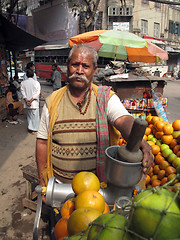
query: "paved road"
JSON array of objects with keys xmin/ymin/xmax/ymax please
[{"xmin": 163, "ymin": 79, "xmax": 180, "ymax": 123}]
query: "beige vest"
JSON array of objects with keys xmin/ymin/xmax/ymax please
[{"xmin": 52, "ymin": 88, "xmax": 97, "ymax": 183}]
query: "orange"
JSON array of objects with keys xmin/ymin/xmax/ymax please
[
  {"xmin": 67, "ymin": 207, "xmax": 102, "ymax": 236},
  {"xmin": 103, "ymin": 202, "xmax": 110, "ymax": 214},
  {"xmin": 170, "ymin": 139, "xmax": 178, "ymax": 149},
  {"xmin": 165, "ymin": 166, "xmax": 176, "ymax": 176},
  {"xmin": 61, "ymin": 198, "xmax": 75, "ymax": 219},
  {"xmin": 173, "ymin": 145, "xmax": 180, "ymax": 154},
  {"xmin": 152, "ymin": 145, "xmax": 160, "ymax": 155},
  {"xmin": 161, "ymin": 134, "xmax": 173, "ymax": 145},
  {"xmin": 145, "ymin": 174, "xmax": 151, "ymax": 185},
  {"xmin": 154, "ymin": 121, "xmax": 165, "ymax": 132},
  {"xmin": 154, "ymin": 154, "xmax": 165, "ymax": 165},
  {"xmin": 75, "ymin": 190, "xmax": 105, "ymax": 213},
  {"xmin": 155, "ymin": 131, "xmax": 164, "ymax": 139},
  {"xmin": 159, "ymin": 160, "xmax": 170, "ymax": 170},
  {"xmin": 54, "ymin": 217, "xmax": 68, "ymax": 240},
  {"xmin": 145, "ymin": 114, "xmax": 152, "ymax": 124},
  {"xmin": 143, "ymin": 135, "xmax": 148, "ymax": 141},
  {"xmin": 172, "ymin": 120, "xmax": 180, "ymax": 131},
  {"xmin": 167, "ymin": 173, "xmax": 177, "ymax": 182},
  {"xmin": 151, "ymin": 116, "xmax": 159, "ymax": 124},
  {"xmin": 145, "ymin": 127, "xmax": 151, "ymax": 135},
  {"xmin": 163, "ymin": 124, "xmax": 174, "ymax": 135},
  {"xmin": 173, "ymin": 182, "xmax": 180, "ymax": 192},
  {"xmin": 161, "ymin": 177, "xmax": 168, "ymax": 186},
  {"xmin": 152, "ymin": 128, "xmax": 157, "ymax": 136},
  {"xmin": 148, "ymin": 124, "xmax": 154, "ymax": 130},
  {"xmin": 152, "ymin": 179, "xmax": 161, "ymax": 187},
  {"xmin": 72, "ymin": 171, "xmax": 100, "ymax": 195},
  {"xmin": 153, "ymin": 165, "xmax": 160, "ymax": 175},
  {"xmin": 151, "ymin": 175, "xmax": 158, "ymax": 183},
  {"xmin": 158, "ymin": 169, "xmax": 166, "ymax": 180},
  {"xmin": 176, "ymin": 151, "xmax": 180, "ymax": 157},
  {"xmin": 147, "ymin": 140, "xmax": 155, "ymax": 147},
  {"xmin": 147, "ymin": 167, "xmax": 153, "ymax": 176}
]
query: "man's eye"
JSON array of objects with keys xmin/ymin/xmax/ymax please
[{"xmin": 83, "ymin": 64, "xmax": 89, "ymax": 68}]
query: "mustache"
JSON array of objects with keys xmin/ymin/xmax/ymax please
[{"xmin": 69, "ymin": 74, "xmax": 89, "ymax": 83}]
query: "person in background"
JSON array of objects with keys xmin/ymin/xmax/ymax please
[
  {"xmin": 51, "ymin": 63, "xmax": 62, "ymax": 91},
  {"xmin": 12, "ymin": 76, "xmax": 23, "ymax": 100},
  {"xmin": 36, "ymin": 44, "xmax": 153, "ymax": 187},
  {"xmin": 6, "ymin": 83, "xmax": 23, "ymax": 123},
  {"xmin": 21, "ymin": 69, "xmax": 41, "ymax": 134},
  {"xmin": 23, "ymin": 62, "xmax": 37, "ymax": 81},
  {"xmin": 23, "ymin": 61, "xmax": 44, "ymax": 98}
]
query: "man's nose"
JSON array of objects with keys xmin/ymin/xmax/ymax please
[{"xmin": 76, "ymin": 64, "xmax": 84, "ymax": 74}]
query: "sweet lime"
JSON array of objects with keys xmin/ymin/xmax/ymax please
[
  {"xmin": 87, "ymin": 213, "xmax": 131, "ymax": 240},
  {"xmin": 129, "ymin": 188, "xmax": 180, "ymax": 239}
]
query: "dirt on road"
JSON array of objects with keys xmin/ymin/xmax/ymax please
[{"xmin": 0, "ymin": 81, "xmax": 52, "ymax": 240}]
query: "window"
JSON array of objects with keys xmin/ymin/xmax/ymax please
[
  {"xmin": 175, "ymin": 23, "xmax": 179, "ymax": 35},
  {"xmin": 155, "ymin": 2, "xmax": 161, "ymax": 8},
  {"xmin": 142, "ymin": 0, "xmax": 149, "ymax": 4},
  {"xmin": 154, "ymin": 23, "xmax": 160, "ymax": 38},
  {"xmin": 141, "ymin": 19, "xmax": 148, "ymax": 35}
]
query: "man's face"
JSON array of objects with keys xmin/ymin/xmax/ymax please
[
  {"xmin": 30, "ymin": 65, "xmax": 35, "ymax": 71},
  {"xmin": 67, "ymin": 48, "xmax": 97, "ymax": 90}
]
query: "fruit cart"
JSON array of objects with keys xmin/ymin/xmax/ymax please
[{"xmin": 102, "ymin": 74, "xmax": 168, "ymax": 119}]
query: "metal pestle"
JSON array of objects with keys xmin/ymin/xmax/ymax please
[{"xmin": 116, "ymin": 118, "xmax": 148, "ymax": 163}]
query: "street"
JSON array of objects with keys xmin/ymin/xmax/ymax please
[
  {"xmin": 0, "ymin": 78, "xmax": 180, "ymax": 240},
  {"xmin": 163, "ymin": 79, "xmax": 180, "ymax": 123}
]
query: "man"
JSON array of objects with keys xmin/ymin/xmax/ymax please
[
  {"xmin": 51, "ymin": 63, "xmax": 62, "ymax": 91},
  {"xmin": 23, "ymin": 62, "xmax": 37, "ymax": 81},
  {"xmin": 36, "ymin": 44, "xmax": 153, "ymax": 186},
  {"xmin": 21, "ymin": 69, "xmax": 41, "ymax": 134}
]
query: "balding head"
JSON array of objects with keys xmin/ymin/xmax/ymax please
[{"xmin": 68, "ymin": 44, "xmax": 98, "ymax": 68}]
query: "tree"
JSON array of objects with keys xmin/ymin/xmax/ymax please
[{"xmin": 70, "ymin": 0, "xmax": 101, "ymax": 32}]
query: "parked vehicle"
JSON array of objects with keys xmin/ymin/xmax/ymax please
[{"xmin": 7, "ymin": 67, "xmax": 25, "ymax": 82}]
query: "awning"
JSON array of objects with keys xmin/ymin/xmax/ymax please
[{"xmin": 0, "ymin": 14, "xmax": 46, "ymax": 51}]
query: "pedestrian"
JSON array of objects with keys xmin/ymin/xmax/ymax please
[
  {"xmin": 36, "ymin": 44, "xmax": 153, "ymax": 186},
  {"xmin": 23, "ymin": 62, "xmax": 37, "ymax": 81},
  {"xmin": 51, "ymin": 63, "xmax": 62, "ymax": 91},
  {"xmin": 5, "ymin": 83, "xmax": 23, "ymax": 123},
  {"xmin": 21, "ymin": 69, "xmax": 41, "ymax": 134}
]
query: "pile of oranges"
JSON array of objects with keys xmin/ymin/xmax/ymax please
[
  {"xmin": 54, "ymin": 172, "xmax": 109, "ymax": 240},
  {"xmin": 143, "ymin": 116, "xmax": 180, "ymax": 189}
]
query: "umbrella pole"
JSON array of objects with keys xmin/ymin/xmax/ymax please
[{"xmin": 114, "ymin": 46, "xmax": 118, "ymax": 61}]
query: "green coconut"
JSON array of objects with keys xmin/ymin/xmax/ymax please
[
  {"xmin": 87, "ymin": 213, "xmax": 132, "ymax": 240},
  {"xmin": 129, "ymin": 188, "xmax": 180, "ymax": 240}
]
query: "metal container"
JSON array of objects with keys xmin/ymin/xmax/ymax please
[{"xmin": 105, "ymin": 146, "xmax": 143, "ymax": 188}]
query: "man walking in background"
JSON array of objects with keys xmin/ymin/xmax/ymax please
[
  {"xmin": 21, "ymin": 69, "xmax": 41, "ymax": 134},
  {"xmin": 51, "ymin": 63, "xmax": 62, "ymax": 91}
]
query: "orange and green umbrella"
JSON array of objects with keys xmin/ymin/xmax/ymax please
[{"xmin": 69, "ymin": 30, "xmax": 168, "ymax": 63}]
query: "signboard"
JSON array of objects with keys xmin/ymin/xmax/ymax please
[{"xmin": 113, "ymin": 22, "xmax": 129, "ymax": 31}]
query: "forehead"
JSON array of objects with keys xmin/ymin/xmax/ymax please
[{"xmin": 70, "ymin": 48, "xmax": 94, "ymax": 64}]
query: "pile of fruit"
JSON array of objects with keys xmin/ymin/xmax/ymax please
[
  {"xmin": 119, "ymin": 117, "xmax": 180, "ymax": 189},
  {"xmin": 54, "ymin": 172, "xmax": 110, "ymax": 240},
  {"xmin": 143, "ymin": 117, "xmax": 180, "ymax": 189},
  {"xmin": 54, "ymin": 171, "xmax": 180, "ymax": 240}
]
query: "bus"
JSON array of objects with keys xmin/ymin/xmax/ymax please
[
  {"xmin": 34, "ymin": 44, "xmax": 70, "ymax": 85},
  {"xmin": 34, "ymin": 44, "xmax": 113, "ymax": 84}
]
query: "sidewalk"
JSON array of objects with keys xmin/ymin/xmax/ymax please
[{"xmin": 0, "ymin": 80, "xmax": 52, "ymax": 240}]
